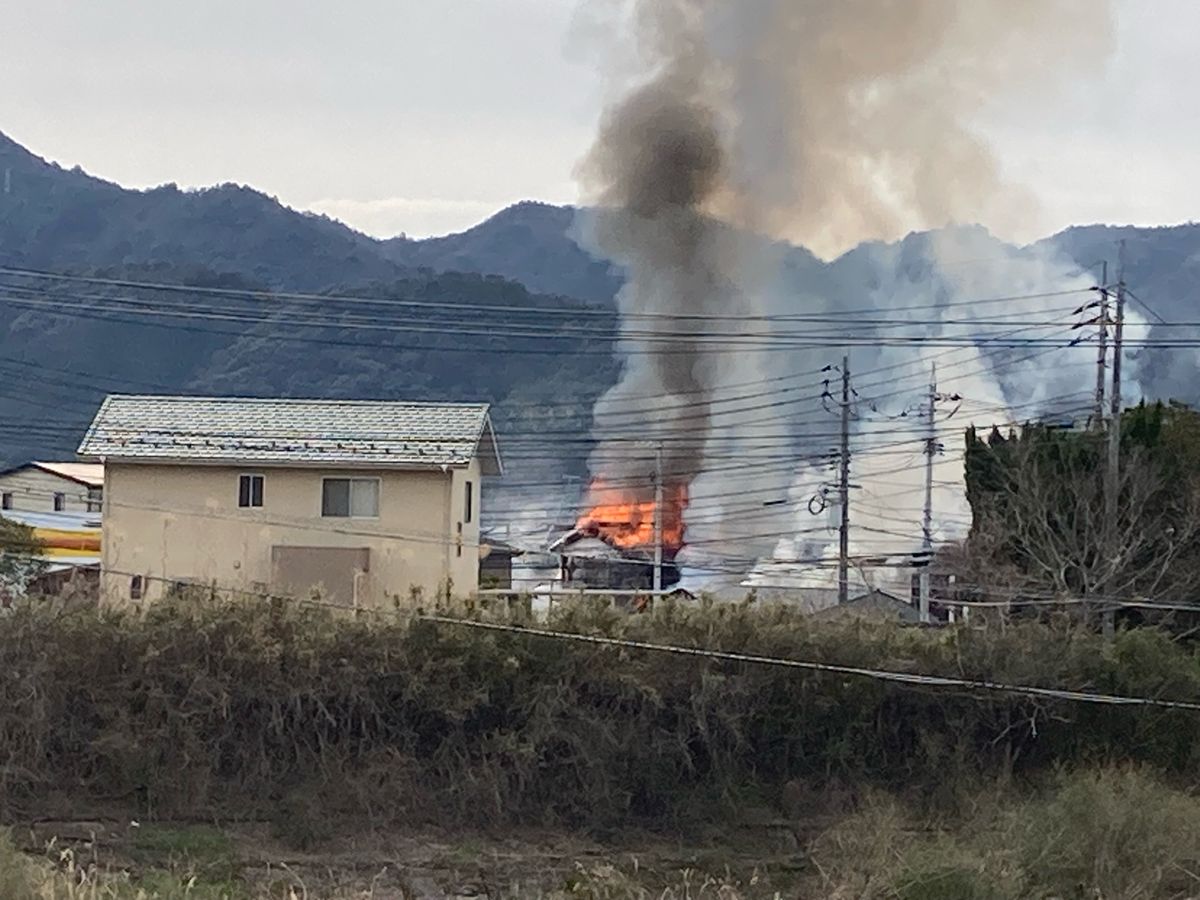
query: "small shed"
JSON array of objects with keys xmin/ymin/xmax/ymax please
[
  {"xmin": 27, "ymin": 558, "xmax": 101, "ymax": 601},
  {"xmin": 479, "ymin": 537, "xmax": 524, "ymax": 590}
]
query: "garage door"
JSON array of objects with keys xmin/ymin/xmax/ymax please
[{"xmin": 270, "ymin": 546, "xmax": 370, "ymax": 606}]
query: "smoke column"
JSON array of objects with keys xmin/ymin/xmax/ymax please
[
  {"xmin": 574, "ymin": 0, "xmax": 1115, "ymax": 581},
  {"xmin": 578, "ymin": 83, "xmax": 737, "ymax": 496}
]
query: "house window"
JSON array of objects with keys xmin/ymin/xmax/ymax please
[
  {"xmin": 86, "ymin": 488, "xmax": 102, "ymax": 513},
  {"xmin": 130, "ymin": 575, "xmax": 144, "ymax": 601},
  {"xmin": 464, "ymin": 481, "xmax": 473, "ymax": 524},
  {"xmin": 238, "ymin": 474, "xmax": 264, "ymax": 508},
  {"xmin": 53, "ymin": 492, "xmax": 65, "ymax": 512},
  {"xmin": 322, "ymin": 477, "xmax": 379, "ymax": 518},
  {"xmin": 0, "ymin": 492, "xmax": 11, "ymax": 511}
]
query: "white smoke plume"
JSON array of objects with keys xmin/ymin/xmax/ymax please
[{"xmin": 574, "ymin": 0, "xmax": 1117, "ymax": 590}]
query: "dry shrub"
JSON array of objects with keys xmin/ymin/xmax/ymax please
[{"xmin": 0, "ymin": 595, "xmax": 1199, "ymax": 835}]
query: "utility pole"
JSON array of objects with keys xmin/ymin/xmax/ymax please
[
  {"xmin": 652, "ymin": 441, "xmax": 663, "ymax": 594},
  {"xmin": 1094, "ymin": 261, "xmax": 1109, "ymax": 429},
  {"xmin": 838, "ymin": 355, "xmax": 851, "ymax": 604},
  {"xmin": 919, "ymin": 363, "xmax": 937, "ymax": 624},
  {"xmin": 1103, "ymin": 243, "xmax": 1127, "ymax": 639}
]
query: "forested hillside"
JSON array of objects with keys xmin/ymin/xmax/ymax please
[
  {"xmin": 2, "ymin": 129, "xmax": 1199, "ymax": 475},
  {"xmin": 0, "ymin": 263, "xmax": 614, "ymax": 471},
  {"xmin": 0, "ymin": 133, "xmax": 615, "ymax": 470}
]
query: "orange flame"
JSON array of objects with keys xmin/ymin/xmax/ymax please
[{"xmin": 577, "ymin": 479, "xmax": 688, "ymax": 552}]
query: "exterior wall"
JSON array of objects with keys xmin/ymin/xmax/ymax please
[
  {"xmin": 100, "ymin": 461, "xmax": 482, "ymax": 606},
  {"xmin": 0, "ymin": 467, "xmax": 100, "ymax": 514},
  {"xmin": 448, "ymin": 457, "xmax": 482, "ymax": 598}
]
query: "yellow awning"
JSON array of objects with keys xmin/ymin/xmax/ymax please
[{"xmin": 31, "ymin": 528, "xmax": 101, "ymax": 556}]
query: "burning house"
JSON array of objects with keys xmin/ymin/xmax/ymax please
[{"xmin": 549, "ymin": 480, "xmax": 686, "ymax": 591}]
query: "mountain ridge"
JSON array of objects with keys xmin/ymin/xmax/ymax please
[{"xmin": 7, "ymin": 129, "xmax": 1197, "ymax": 308}]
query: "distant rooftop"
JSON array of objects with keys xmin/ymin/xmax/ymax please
[
  {"xmin": 0, "ymin": 461, "xmax": 105, "ymax": 487},
  {"xmin": 77, "ymin": 395, "xmax": 502, "ymax": 474},
  {"xmin": 30, "ymin": 461, "xmax": 105, "ymax": 487}
]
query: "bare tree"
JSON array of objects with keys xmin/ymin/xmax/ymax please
[
  {"xmin": 0, "ymin": 516, "xmax": 45, "ymax": 606},
  {"xmin": 962, "ymin": 437, "xmax": 1200, "ymax": 617}
]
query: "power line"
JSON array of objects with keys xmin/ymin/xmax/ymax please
[
  {"xmin": 0, "ymin": 264, "xmax": 1098, "ymax": 324},
  {"xmin": 1122, "ymin": 287, "xmax": 1170, "ymax": 326},
  {"xmin": 22, "ymin": 552, "xmax": 1197, "ymax": 711},
  {"xmin": 416, "ymin": 616, "xmax": 1200, "ymax": 711},
  {"xmin": 0, "ymin": 288, "xmax": 1124, "ymax": 352}
]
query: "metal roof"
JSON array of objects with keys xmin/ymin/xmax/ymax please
[
  {"xmin": 0, "ymin": 509, "xmax": 102, "ymax": 530},
  {"xmin": 43, "ymin": 558, "xmax": 102, "ymax": 573},
  {"xmin": 77, "ymin": 395, "xmax": 502, "ymax": 474}
]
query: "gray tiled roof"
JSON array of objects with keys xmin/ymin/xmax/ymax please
[{"xmin": 77, "ymin": 395, "xmax": 501, "ymax": 473}]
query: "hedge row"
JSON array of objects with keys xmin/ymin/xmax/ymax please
[{"xmin": 1, "ymin": 596, "xmax": 1198, "ymax": 827}]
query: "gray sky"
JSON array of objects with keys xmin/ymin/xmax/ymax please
[{"xmin": 2, "ymin": 0, "xmax": 1197, "ymax": 245}]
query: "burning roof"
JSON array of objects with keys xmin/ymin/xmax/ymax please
[
  {"xmin": 548, "ymin": 479, "xmax": 687, "ymax": 592},
  {"xmin": 570, "ymin": 479, "xmax": 688, "ymax": 557}
]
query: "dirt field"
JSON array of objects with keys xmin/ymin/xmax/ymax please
[{"xmin": 9, "ymin": 817, "xmax": 811, "ymax": 898}]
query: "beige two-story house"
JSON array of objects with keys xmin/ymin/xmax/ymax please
[{"xmin": 77, "ymin": 395, "xmax": 501, "ymax": 605}]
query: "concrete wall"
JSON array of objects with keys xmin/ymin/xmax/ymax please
[
  {"xmin": 0, "ymin": 467, "xmax": 100, "ymax": 514},
  {"xmin": 100, "ymin": 459, "xmax": 483, "ymax": 606}
]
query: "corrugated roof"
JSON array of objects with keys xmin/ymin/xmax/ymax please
[
  {"xmin": 77, "ymin": 395, "xmax": 502, "ymax": 473},
  {"xmin": 1, "ymin": 509, "xmax": 102, "ymax": 530},
  {"xmin": 42, "ymin": 559, "xmax": 102, "ymax": 574},
  {"xmin": 31, "ymin": 462, "xmax": 105, "ymax": 487}
]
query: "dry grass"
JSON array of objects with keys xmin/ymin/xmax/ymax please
[
  {"xmin": 547, "ymin": 863, "xmax": 753, "ymax": 899},
  {"xmin": 5, "ymin": 767, "xmax": 1200, "ymax": 898},
  {"xmin": 0, "ymin": 821, "xmax": 284, "ymax": 900},
  {"xmin": 0, "ymin": 827, "xmax": 215, "ymax": 899},
  {"xmin": 809, "ymin": 767, "xmax": 1200, "ymax": 900}
]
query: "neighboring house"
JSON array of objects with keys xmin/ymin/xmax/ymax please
[
  {"xmin": 77, "ymin": 395, "xmax": 501, "ymax": 606},
  {"xmin": 0, "ymin": 461, "xmax": 104, "ymax": 514},
  {"xmin": 811, "ymin": 588, "xmax": 923, "ymax": 625}
]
